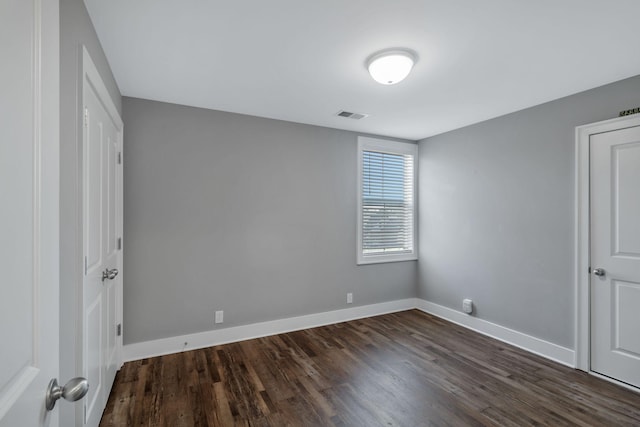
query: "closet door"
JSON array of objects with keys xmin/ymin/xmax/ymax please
[
  {"xmin": 590, "ymin": 124, "xmax": 640, "ymax": 389},
  {"xmin": 82, "ymin": 48, "xmax": 123, "ymax": 427}
]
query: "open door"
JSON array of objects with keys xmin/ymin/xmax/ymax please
[
  {"xmin": 0, "ymin": 0, "xmax": 79, "ymax": 425},
  {"xmin": 81, "ymin": 48, "xmax": 124, "ymax": 427}
]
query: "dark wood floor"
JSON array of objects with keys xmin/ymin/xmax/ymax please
[{"xmin": 100, "ymin": 310, "xmax": 640, "ymax": 426}]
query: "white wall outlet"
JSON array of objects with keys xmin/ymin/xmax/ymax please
[
  {"xmin": 462, "ymin": 299, "xmax": 473, "ymax": 314},
  {"xmin": 347, "ymin": 292, "xmax": 353, "ymax": 304},
  {"xmin": 215, "ymin": 310, "xmax": 224, "ymax": 324}
]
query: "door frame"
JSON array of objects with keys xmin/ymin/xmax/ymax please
[{"xmin": 574, "ymin": 114, "xmax": 640, "ymax": 382}]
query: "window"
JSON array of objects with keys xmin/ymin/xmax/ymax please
[{"xmin": 357, "ymin": 137, "xmax": 417, "ymax": 264}]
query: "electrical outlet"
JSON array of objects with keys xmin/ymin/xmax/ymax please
[
  {"xmin": 347, "ymin": 293, "xmax": 353, "ymax": 304},
  {"xmin": 215, "ymin": 310, "xmax": 224, "ymax": 324},
  {"xmin": 462, "ymin": 299, "xmax": 473, "ymax": 314}
]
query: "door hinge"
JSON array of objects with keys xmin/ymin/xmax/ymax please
[
  {"xmin": 117, "ymin": 151, "xmax": 122, "ymax": 164},
  {"xmin": 84, "ymin": 107, "xmax": 88, "ymax": 128},
  {"xmin": 117, "ymin": 323, "xmax": 122, "ymax": 337},
  {"xmin": 117, "ymin": 237, "xmax": 122, "ymax": 250}
]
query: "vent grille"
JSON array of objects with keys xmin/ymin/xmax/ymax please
[{"xmin": 336, "ymin": 110, "xmax": 368, "ymax": 120}]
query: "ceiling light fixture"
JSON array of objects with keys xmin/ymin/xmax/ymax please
[{"xmin": 367, "ymin": 49, "xmax": 416, "ymax": 85}]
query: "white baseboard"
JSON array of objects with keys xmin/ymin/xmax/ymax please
[
  {"xmin": 414, "ymin": 299, "xmax": 575, "ymax": 367},
  {"xmin": 123, "ymin": 297, "xmax": 575, "ymax": 368},
  {"xmin": 123, "ymin": 298, "xmax": 417, "ymax": 362}
]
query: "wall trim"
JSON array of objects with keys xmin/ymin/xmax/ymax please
[
  {"xmin": 124, "ymin": 297, "xmax": 575, "ymax": 368},
  {"xmin": 415, "ymin": 300, "xmax": 575, "ymax": 367},
  {"xmin": 123, "ymin": 299, "xmax": 418, "ymax": 362}
]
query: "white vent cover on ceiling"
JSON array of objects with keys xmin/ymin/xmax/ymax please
[{"xmin": 336, "ymin": 110, "xmax": 368, "ymax": 120}]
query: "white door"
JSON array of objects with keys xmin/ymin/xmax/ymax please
[
  {"xmin": 82, "ymin": 49, "xmax": 123, "ymax": 427},
  {"xmin": 0, "ymin": 0, "xmax": 62, "ymax": 426},
  {"xmin": 590, "ymin": 124, "xmax": 640, "ymax": 388}
]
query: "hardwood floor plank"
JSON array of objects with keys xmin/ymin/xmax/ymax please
[{"xmin": 102, "ymin": 310, "xmax": 640, "ymax": 426}]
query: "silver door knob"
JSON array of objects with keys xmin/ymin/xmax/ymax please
[
  {"xmin": 102, "ymin": 268, "xmax": 119, "ymax": 281},
  {"xmin": 592, "ymin": 268, "xmax": 605, "ymax": 277},
  {"xmin": 45, "ymin": 377, "xmax": 89, "ymax": 410},
  {"xmin": 107, "ymin": 268, "xmax": 118, "ymax": 280}
]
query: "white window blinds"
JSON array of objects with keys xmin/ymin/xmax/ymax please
[{"xmin": 357, "ymin": 138, "xmax": 417, "ymax": 264}]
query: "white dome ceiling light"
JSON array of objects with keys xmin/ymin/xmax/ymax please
[{"xmin": 367, "ymin": 49, "xmax": 416, "ymax": 85}]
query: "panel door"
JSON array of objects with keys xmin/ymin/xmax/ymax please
[
  {"xmin": 82, "ymin": 54, "xmax": 122, "ymax": 426},
  {"xmin": 590, "ymin": 125, "xmax": 640, "ymax": 388},
  {"xmin": 0, "ymin": 0, "xmax": 60, "ymax": 425}
]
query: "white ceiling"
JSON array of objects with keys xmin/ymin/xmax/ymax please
[{"xmin": 83, "ymin": 0, "xmax": 640, "ymax": 140}]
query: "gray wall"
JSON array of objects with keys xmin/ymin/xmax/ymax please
[
  {"xmin": 417, "ymin": 74, "xmax": 640, "ymax": 348},
  {"xmin": 59, "ymin": 0, "xmax": 121, "ymax": 425},
  {"xmin": 122, "ymin": 97, "xmax": 417, "ymax": 344}
]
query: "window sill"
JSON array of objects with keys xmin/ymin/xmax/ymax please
[{"xmin": 357, "ymin": 254, "xmax": 418, "ymax": 265}]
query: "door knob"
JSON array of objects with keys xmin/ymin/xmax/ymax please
[
  {"xmin": 107, "ymin": 268, "xmax": 118, "ymax": 280},
  {"xmin": 45, "ymin": 377, "xmax": 89, "ymax": 411},
  {"xmin": 102, "ymin": 268, "xmax": 119, "ymax": 281},
  {"xmin": 592, "ymin": 268, "xmax": 605, "ymax": 277}
]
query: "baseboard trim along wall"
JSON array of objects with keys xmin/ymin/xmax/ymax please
[
  {"xmin": 123, "ymin": 299, "xmax": 416, "ymax": 362},
  {"xmin": 123, "ymin": 298, "xmax": 575, "ymax": 368},
  {"xmin": 414, "ymin": 300, "xmax": 575, "ymax": 367}
]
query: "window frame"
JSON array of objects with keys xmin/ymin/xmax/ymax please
[{"xmin": 357, "ymin": 136, "xmax": 418, "ymax": 265}]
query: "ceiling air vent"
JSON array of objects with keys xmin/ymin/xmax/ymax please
[{"xmin": 336, "ymin": 110, "xmax": 368, "ymax": 120}]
